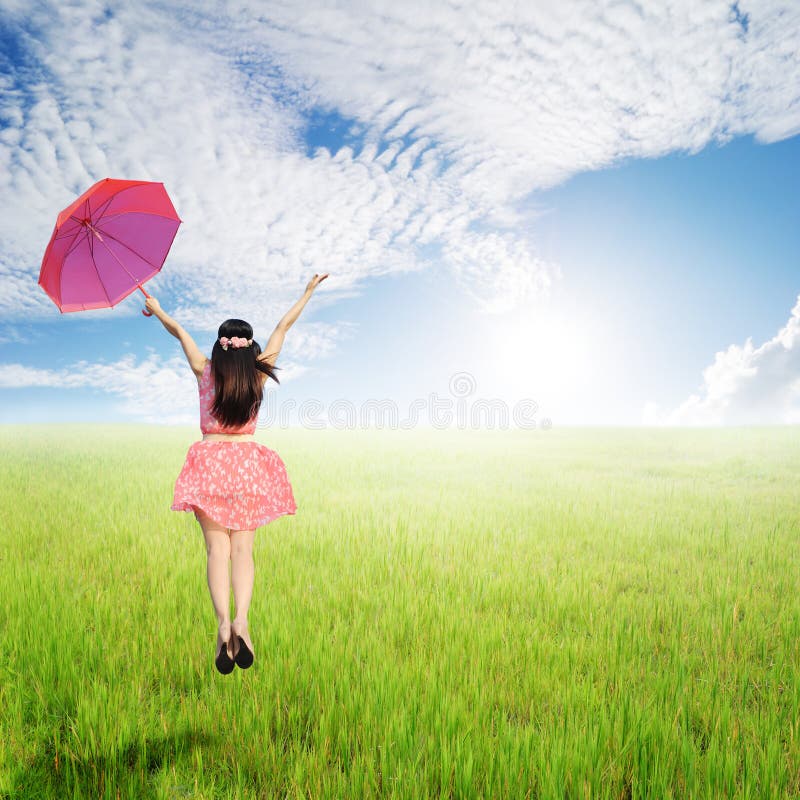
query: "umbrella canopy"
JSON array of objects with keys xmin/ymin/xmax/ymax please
[{"xmin": 38, "ymin": 178, "xmax": 181, "ymax": 314}]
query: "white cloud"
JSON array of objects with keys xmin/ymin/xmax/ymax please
[
  {"xmin": 0, "ymin": 350, "xmax": 309, "ymax": 424},
  {"xmin": 442, "ymin": 231, "xmax": 560, "ymax": 314},
  {"xmin": 278, "ymin": 320, "xmax": 359, "ymax": 361},
  {"xmin": 3, "ymin": 0, "xmax": 798, "ymax": 334},
  {"xmin": 0, "ymin": 352, "xmax": 196, "ymax": 422},
  {"xmin": 226, "ymin": 0, "xmax": 800, "ymax": 188},
  {"xmin": 0, "ymin": 1, "xmax": 474, "ymax": 329},
  {"xmin": 643, "ymin": 294, "xmax": 800, "ymax": 425}
]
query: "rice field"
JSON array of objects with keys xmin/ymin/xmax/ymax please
[{"xmin": 0, "ymin": 423, "xmax": 798, "ymax": 799}]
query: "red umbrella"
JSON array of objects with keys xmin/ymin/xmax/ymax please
[{"xmin": 38, "ymin": 178, "xmax": 181, "ymax": 316}]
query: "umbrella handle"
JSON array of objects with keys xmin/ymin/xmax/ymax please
[{"xmin": 137, "ymin": 284, "xmax": 153, "ymax": 317}]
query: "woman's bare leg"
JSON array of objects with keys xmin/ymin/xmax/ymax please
[
  {"xmin": 196, "ymin": 508, "xmax": 233, "ymax": 658},
  {"xmin": 230, "ymin": 529, "xmax": 256, "ymax": 654}
]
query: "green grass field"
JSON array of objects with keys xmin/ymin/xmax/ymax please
[{"xmin": 0, "ymin": 424, "xmax": 798, "ymax": 799}]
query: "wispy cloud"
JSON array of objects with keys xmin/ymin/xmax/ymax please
[
  {"xmin": 3, "ymin": 0, "xmax": 798, "ymax": 334},
  {"xmin": 443, "ymin": 231, "xmax": 560, "ymax": 314},
  {"xmin": 0, "ymin": 350, "xmax": 309, "ymax": 424},
  {"xmin": 643, "ymin": 294, "xmax": 800, "ymax": 425},
  {"xmin": 227, "ymin": 1, "xmax": 800, "ymax": 194},
  {"xmin": 277, "ymin": 320, "xmax": 359, "ymax": 362}
]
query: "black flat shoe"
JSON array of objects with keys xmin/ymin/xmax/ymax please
[
  {"xmin": 215, "ymin": 640, "xmax": 235, "ymax": 674},
  {"xmin": 234, "ymin": 636, "xmax": 254, "ymax": 670}
]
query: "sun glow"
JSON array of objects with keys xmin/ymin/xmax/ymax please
[{"xmin": 484, "ymin": 303, "xmax": 606, "ymax": 418}]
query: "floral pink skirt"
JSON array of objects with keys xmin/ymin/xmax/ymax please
[{"xmin": 171, "ymin": 440, "xmax": 297, "ymax": 530}]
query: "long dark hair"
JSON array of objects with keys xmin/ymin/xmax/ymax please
[{"xmin": 209, "ymin": 319, "xmax": 281, "ymax": 428}]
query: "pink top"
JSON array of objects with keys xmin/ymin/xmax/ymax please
[{"xmin": 198, "ymin": 360, "xmax": 258, "ymax": 434}]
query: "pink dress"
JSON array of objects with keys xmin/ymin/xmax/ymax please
[{"xmin": 170, "ymin": 360, "xmax": 297, "ymax": 530}]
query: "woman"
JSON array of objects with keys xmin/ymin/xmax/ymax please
[{"xmin": 145, "ymin": 273, "xmax": 328, "ymax": 674}]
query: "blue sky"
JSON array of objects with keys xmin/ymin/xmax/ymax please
[{"xmin": 1, "ymin": 2, "xmax": 799, "ymax": 427}]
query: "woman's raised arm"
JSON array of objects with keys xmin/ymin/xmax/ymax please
[
  {"xmin": 259, "ymin": 273, "xmax": 329, "ymax": 366},
  {"xmin": 145, "ymin": 295, "xmax": 207, "ymax": 375}
]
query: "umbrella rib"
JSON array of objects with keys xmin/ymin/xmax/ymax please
[
  {"xmin": 96, "ymin": 210, "xmax": 163, "ymax": 222},
  {"xmin": 93, "ymin": 183, "xmax": 146, "ymax": 222},
  {"xmin": 99, "ymin": 210, "xmax": 182, "ymax": 223},
  {"xmin": 92, "ymin": 226, "xmax": 161, "ymax": 270},
  {"xmin": 62, "ymin": 199, "xmax": 92, "ymax": 235},
  {"xmin": 94, "ymin": 182, "xmax": 178, "ymax": 225},
  {"xmin": 93, "ymin": 229, "xmax": 153, "ymax": 290},
  {"xmin": 87, "ymin": 232, "xmax": 114, "ymax": 307},
  {"xmin": 63, "ymin": 228, "xmax": 89, "ymax": 260},
  {"xmin": 92, "ymin": 194, "xmax": 116, "ymax": 220},
  {"xmin": 55, "ymin": 222, "xmax": 84, "ymax": 241},
  {"xmin": 54, "ymin": 223, "xmax": 85, "ymax": 258},
  {"xmin": 93, "ymin": 211, "xmax": 128, "ymax": 222}
]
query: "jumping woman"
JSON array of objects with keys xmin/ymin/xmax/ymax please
[{"xmin": 144, "ymin": 273, "xmax": 329, "ymax": 674}]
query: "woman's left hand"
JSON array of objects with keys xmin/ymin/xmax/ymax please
[
  {"xmin": 145, "ymin": 295, "xmax": 162, "ymax": 315},
  {"xmin": 305, "ymin": 273, "xmax": 329, "ymax": 294}
]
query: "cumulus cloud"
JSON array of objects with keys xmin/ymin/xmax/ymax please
[
  {"xmin": 0, "ymin": 350, "xmax": 308, "ymax": 424},
  {"xmin": 2, "ymin": 0, "xmax": 799, "ymax": 331},
  {"xmin": 643, "ymin": 295, "xmax": 800, "ymax": 425}
]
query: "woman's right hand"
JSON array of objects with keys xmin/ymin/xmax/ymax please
[
  {"xmin": 305, "ymin": 273, "xmax": 329, "ymax": 294},
  {"xmin": 145, "ymin": 295, "xmax": 162, "ymax": 315}
]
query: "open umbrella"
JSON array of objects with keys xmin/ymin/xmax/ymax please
[{"xmin": 38, "ymin": 178, "xmax": 181, "ymax": 316}]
